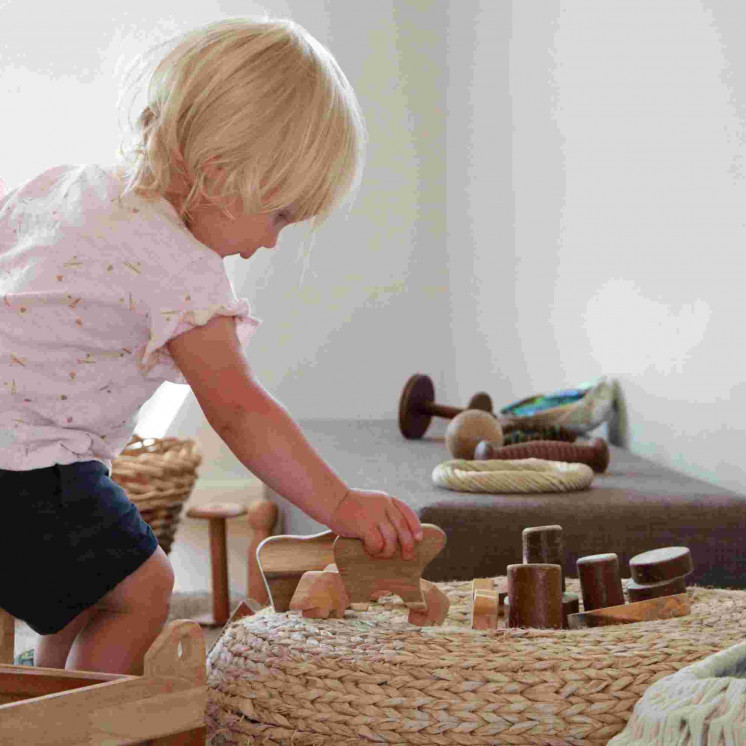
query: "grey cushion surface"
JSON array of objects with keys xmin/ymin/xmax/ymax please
[{"xmin": 292, "ymin": 419, "xmax": 746, "ymax": 588}]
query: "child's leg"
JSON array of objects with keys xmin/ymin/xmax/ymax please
[
  {"xmin": 66, "ymin": 546, "xmax": 174, "ymax": 675},
  {"xmin": 34, "ymin": 606, "xmax": 100, "ymax": 669}
]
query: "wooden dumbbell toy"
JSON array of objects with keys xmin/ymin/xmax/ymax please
[
  {"xmin": 399, "ymin": 373, "xmax": 494, "ymax": 439},
  {"xmin": 185, "ymin": 501, "xmax": 248, "ymax": 627},
  {"xmin": 576, "ymin": 553, "xmax": 626, "ymax": 612},
  {"xmin": 626, "ymin": 547, "xmax": 693, "ymax": 602},
  {"xmin": 476, "ymin": 438, "xmax": 609, "ymax": 473}
]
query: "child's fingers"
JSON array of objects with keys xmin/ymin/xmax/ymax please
[
  {"xmin": 393, "ymin": 498, "xmax": 423, "ymax": 541},
  {"xmin": 386, "ymin": 504, "xmax": 418, "ymax": 560}
]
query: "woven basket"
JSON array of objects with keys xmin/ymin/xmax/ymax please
[
  {"xmin": 206, "ymin": 578, "xmax": 746, "ymax": 746},
  {"xmin": 111, "ymin": 434, "xmax": 202, "ymax": 555}
]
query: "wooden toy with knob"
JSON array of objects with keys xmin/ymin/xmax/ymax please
[{"xmin": 399, "ymin": 373, "xmax": 494, "ymax": 439}]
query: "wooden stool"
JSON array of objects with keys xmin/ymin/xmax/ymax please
[{"xmin": 186, "ymin": 501, "xmax": 247, "ymax": 628}]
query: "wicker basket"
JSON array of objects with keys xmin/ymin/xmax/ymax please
[
  {"xmin": 206, "ymin": 578, "xmax": 746, "ymax": 745},
  {"xmin": 111, "ymin": 434, "xmax": 202, "ymax": 555}
]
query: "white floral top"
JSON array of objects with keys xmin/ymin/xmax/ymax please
[{"xmin": 0, "ymin": 164, "xmax": 260, "ymax": 476}]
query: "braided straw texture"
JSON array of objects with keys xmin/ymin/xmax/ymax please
[
  {"xmin": 205, "ymin": 578, "xmax": 746, "ymax": 745},
  {"xmin": 432, "ymin": 458, "xmax": 595, "ymax": 493}
]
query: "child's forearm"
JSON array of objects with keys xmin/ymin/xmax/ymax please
[{"xmin": 210, "ymin": 383, "xmax": 349, "ymax": 526}]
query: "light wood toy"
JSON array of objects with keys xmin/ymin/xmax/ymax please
[
  {"xmin": 567, "ymin": 593, "xmax": 691, "ymax": 629},
  {"xmin": 333, "ymin": 524, "xmax": 447, "ymax": 611},
  {"xmin": 472, "ymin": 589, "xmax": 499, "ymax": 630},
  {"xmin": 408, "ymin": 579, "xmax": 450, "ymax": 627},
  {"xmin": 0, "ymin": 615, "xmax": 207, "ymax": 744},
  {"xmin": 246, "ymin": 497, "xmax": 279, "ymax": 607},
  {"xmin": 399, "ymin": 373, "xmax": 493, "ymax": 439},
  {"xmin": 289, "ymin": 569, "xmax": 350, "ymax": 619},
  {"xmin": 257, "ymin": 530, "xmax": 337, "ymax": 611}
]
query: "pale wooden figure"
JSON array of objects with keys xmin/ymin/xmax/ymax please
[
  {"xmin": 567, "ymin": 592, "xmax": 691, "ymax": 629},
  {"xmin": 408, "ymin": 579, "xmax": 450, "ymax": 627},
  {"xmin": 472, "ymin": 589, "xmax": 499, "ymax": 630},
  {"xmin": 333, "ymin": 524, "xmax": 447, "ymax": 611},
  {"xmin": 256, "ymin": 530, "xmax": 337, "ymax": 612},
  {"xmin": 289, "ymin": 569, "xmax": 351, "ymax": 619},
  {"xmin": 246, "ymin": 497, "xmax": 278, "ymax": 607}
]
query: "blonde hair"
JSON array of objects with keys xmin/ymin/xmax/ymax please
[{"xmin": 115, "ymin": 16, "xmax": 367, "ymax": 233}]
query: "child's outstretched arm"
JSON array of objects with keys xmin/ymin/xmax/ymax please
[{"xmin": 167, "ymin": 316, "xmax": 423, "ymax": 559}]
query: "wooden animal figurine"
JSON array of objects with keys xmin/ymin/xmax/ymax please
[
  {"xmin": 257, "ymin": 530, "xmax": 337, "ymax": 611},
  {"xmin": 408, "ymin": 579, "xmax": 450, "ymax": 627},
  {"xmin": 325, "ymin": 564, "xmax": 388, "ymax": 600},
  {"xmin": 289, "ymin": 569, "xmax": 350, "ymax": 619},
  {"xmin": 567, "ymin": 592, "xmax": 691, "ymax": 628},
  {"xmin": 333, "ymin": 524, "xmax": 447, "ymax": 610}
]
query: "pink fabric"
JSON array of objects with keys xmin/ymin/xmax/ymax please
[{"xmin": 0, "ymin": 164, "xmax": 260, "ymax": 476}]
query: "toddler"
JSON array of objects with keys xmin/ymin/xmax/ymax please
[{"xmin": 0, "ymin": 16, "xmax": 422, "ymax": 676}]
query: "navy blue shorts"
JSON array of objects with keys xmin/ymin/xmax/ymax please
[{"xmin": 0, "ymin": 461, "xmax": 159, "ymax": 635}]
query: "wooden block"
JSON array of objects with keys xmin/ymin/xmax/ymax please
[
  {"xmin": 289, "ymin": 569, "xmax": 350, "ymax": 619},
  {"xmin": 626, "ymin": 575, "xmax": 688, "ymax": 602},
  {"xmin": 333, "ymin": 524, "xmax": 447, "ymax": 611},
  {"xmin": 472, "ymin": 578, "xmax": 494, "ymax": 597},
  {"xmin": 408, "ymin": 579, "xmax": 450, "ymax": 627},
  {"xmin": 522, "ymin": 525, "xmax": 566, "ymax": 592},
  {"xmin": 567, "ymin": 592, "xmax": 691, "ymax": 628},
  {"xmin": 507, "ymin": 563, "xmax": 563, "ymax": 629},
  {"xmin": 472, "ymin": 589, "xmax": 499, "ymax": 630},
  {"xmin": 561, "ymin": 593, "xmax": 580, "ymax": 629},
  {"xmin": 576, "ymin": 553, "xmax": 626, "ymax": 611},
  {"xmin": 629, "ymin": 546, "xmax": 693, "ymax": 584},
  {"xmin": 257, "ymin": 530, "xmax": 337, "ymax": 611}
]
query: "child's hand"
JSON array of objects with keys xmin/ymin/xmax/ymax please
[{"xmin": 327, "ymin": 488, "xmax": 423, "ymax": 560}]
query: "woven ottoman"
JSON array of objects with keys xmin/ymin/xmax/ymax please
[{"xmin": 205, "ymin": 579, "xmax": 746, "ymax": 745}]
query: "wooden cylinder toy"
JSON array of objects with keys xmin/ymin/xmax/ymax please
[
  {"xmin": 475, "ymin": 438, "xmax": 609, "ymax": 473},
  {"xmin": 522, "ymin": 525, "xmax": 566, "ymax": 592},
  {"xmin": 626, "ymin": 576, "xmax": 688, "ymax": 603},
  {"xmin": 507, "ymin": 563, "xmax": 563, "ymax": 629},
  {"xmin": 629, "ymin": 547, "xmax": 693, "ymax": 584},
  {"xmin": 576, "ymin": 553, "xmax": 626, "ymax": 611}
]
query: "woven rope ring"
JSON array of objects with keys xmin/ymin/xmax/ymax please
[
  {"xmin": 432, "ymin": 457, "xmax": 595, "ymax": 493},
  {"xmin": 206, "ymin": 580, "xmax": 746, "ymax": 745}
]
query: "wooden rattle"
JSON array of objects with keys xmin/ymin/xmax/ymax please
[
  {"xmin": 333, "ymin": 524, "xmax": 447, "ymax": 610},
  {"xmin": 476, "ymin": 437, "xmax": 610, "ymax": 473},
  {"xmin": 399, "ymin": 373, "xmax": 494, "ymax": 439}
]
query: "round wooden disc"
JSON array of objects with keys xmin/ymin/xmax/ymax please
[
  {"xmin": 629, "ymin": 546, "xmax": 693, "ymax": 584},
  {"xmin": 626, "ymin": 575, "xmax": 688, "ymax": 602},
  {"xmin": 467, "ymin": 392, "xmax": 493, "ymax": 413},
  {"xmin": 186, "ymin": 502, "xmax": 248, "ymax": 520},
  {"xmin": 398, "ymin": 374, "xmax": 435, "ymax": 439}
]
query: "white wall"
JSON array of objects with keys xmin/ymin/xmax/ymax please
[{"xmin": 5, "ymin": 0, "xmax": 746, "ymax": 497}]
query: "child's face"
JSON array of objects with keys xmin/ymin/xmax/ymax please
[{"xmin": 182, "ymin": 193, "xmax": 293, "ymax": 261}]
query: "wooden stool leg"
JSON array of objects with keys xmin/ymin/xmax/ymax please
[
  {"xmin": 0, "ymin": 608, "xmax": 15, "ymax": 664},
  {"xmin": 208, "ymin": 518, "xmax": 229, "ymax": 626}
]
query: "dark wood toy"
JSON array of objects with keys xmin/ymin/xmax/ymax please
[
  {"xmin": 475, "ymin": 437, "xmax": 610, "ymax": 473},
  {"xmin": 626, "ymin": 576, "xmax": 688, "ymax": 602},
  {"xmin": 507, "ymin": 563, "xmax": 563, "ymax": 630},
  {"xmin": 522, "ymin": 525, "xmax": 566, "ymax": 592},
  {"xmin": 503, "ymin": 426, "xmax": 578, "ymax": 445},
  {"xmin": 398, "ymin": 373, "xmax": 493, "ymax": 439},
  {"xmin": 629, "ymin": 546, "xmax": 694, "ymax": 584},
  {"xmin": 562, "ymin": 594, "xmax": 580, "ymax": 628},
  {"xmin": 576, "ymin": 553, "xmax": 626, "ymax": 611}
]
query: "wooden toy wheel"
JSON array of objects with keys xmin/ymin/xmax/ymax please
[{"xmin": 398, "ymin": 373, "xmax": 435, "ymax": 439}]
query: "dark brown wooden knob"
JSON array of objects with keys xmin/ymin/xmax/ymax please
[
  {"xmin": 507, "ymin": 563, "xmax": 563, "ymax": 629},
  {"xmin": 576, "ymin": 553, "xmax": 626, "ymax": 611},
  {"xmin": 629, "ymin": 547, "xmax": 693, "ymax": 584},
  {"xmin": 522, "ymin": 525, "xmax": 566, "ymax": 592},
  {"xmin": 475, "ymin": 438, "xmax": 609, "ymax": 473},
  {"xmin": 626, "ymin": 576, "xmax": 688, "ymax": 602},
  {"xmin": 398, "ymin": 373, "xmax": 494, "ymax": 439}
]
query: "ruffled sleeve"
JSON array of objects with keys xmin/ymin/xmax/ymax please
[{"xmin": 136, "ymin": 256, "xmax": 262, "ymax": 385}]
